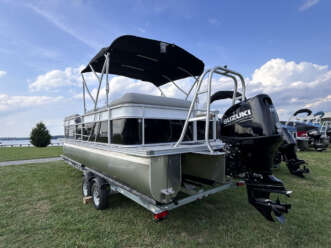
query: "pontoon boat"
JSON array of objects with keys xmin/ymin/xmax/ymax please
[{"xmin": 62, "ymin": 35, "xmax": 292, "ymax": 223}]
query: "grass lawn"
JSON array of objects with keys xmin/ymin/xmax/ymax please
[
  {"xmin": 0, "ymin": 149, "xmax": 330, "ymax": 248},
  {"xmin": 0, "ymin": 146, "xmax": 63, "ymax": 162}
]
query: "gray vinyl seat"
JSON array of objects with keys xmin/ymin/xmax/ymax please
[{"xmin": 110, "ymin": 93, "xmax": 191, "ymax": 109}]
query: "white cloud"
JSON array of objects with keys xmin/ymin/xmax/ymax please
[
  {"xmin": 304, "ymin": 95, "xmax": 331, "ymax": 108},
  {"xmin": 29, "ymin": 65, "xmax": 96, "ymax": 92},
  {"xmin": 0, "ymin": 94, "xmax": 63, "ymax": 112},
  {"xmin": 299, "ymin": 0, "xmax": 319, "ymax": 11},
  {"xmin": 246, "ymin": 58, "xmax": 331, "ymax": 120},
  {"xmin": 0, "ymin": 70, "xmax": 7, "ymax": 77},
  {"xmin": 250, "ymin": 58, "xmax": 329, "ymax": 93}
]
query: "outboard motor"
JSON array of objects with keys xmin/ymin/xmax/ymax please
[
  {"xmin": 211, "ymin": 90, "xmax": 292, "ymax": 223},
  {"xmin": 277, "ymin": 127, "xmax": 309, "ymax": 177},
  {"xmin": 327, "ymin": 128, "xmax": 331, "ymax": 143},
  {"xmin": 308, "ymin": 129, "xmax": 321, "ymax": 139},
  {"xmin": 307, "ymin": 129, "xmax": 328, "ymax": 151}
]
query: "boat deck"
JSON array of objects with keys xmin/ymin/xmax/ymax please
[{"xmin": 64, "ymin": 139, "xmax": 225, "ymax": 157}]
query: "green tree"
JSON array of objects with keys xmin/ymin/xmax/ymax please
[{"xmin": 30, "ymin": 122, "xmax": 51, "ymax": 147}]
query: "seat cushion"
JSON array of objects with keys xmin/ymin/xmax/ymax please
[{"xmin": 110, "ymin": 93, "xmax": 191, "ymax": 109}]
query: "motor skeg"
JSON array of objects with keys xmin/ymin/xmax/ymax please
[{"xmin": 219, "ymin": 93, "xmax": 291, "ymax": 223}]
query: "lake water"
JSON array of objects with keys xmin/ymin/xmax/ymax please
[{"xmin": 0, "ymin": 139, "xmax": 63, "ymax": 146}]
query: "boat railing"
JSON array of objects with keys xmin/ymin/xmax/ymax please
[
  {"xmin": 0, "ymin": 143, "xmax": 63, "ymax": 148},
  {"xmin": 174, "ymin": 66, "xmax": 246, "ymax": 153}
]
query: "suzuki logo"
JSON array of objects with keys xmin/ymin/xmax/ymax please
[{"xmin": 223, "ymin": 109, "xmax": 252, "ymax": 125}]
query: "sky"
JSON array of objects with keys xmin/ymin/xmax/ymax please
[{"xmin": 0, "ymin": 0, "xmax": 330, "ymax": 137}]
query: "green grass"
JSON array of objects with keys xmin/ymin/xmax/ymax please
[
  {"xmin": 0, "ymin": 149, "xmax": 330, "ymax": 248},
  {"xmin": 0, "ymin": 146, "xmax": 63, "ymax": 162}
]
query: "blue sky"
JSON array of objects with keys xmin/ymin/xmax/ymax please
[{"xmin": 0, "ymin": 0, "xmax": 330, "ymax": 137}]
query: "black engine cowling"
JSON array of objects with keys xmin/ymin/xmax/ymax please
[
  {"xmin": 307, "ymin": 128, "xmax": 328, "ymax": 151},
  {"xmin": 217, "ymin": 93, "xmax": 291, "ymax": 223},
  {"xmin": 327, "ymin": 128, "xmax": 331, "ymax": 137},
  {"xmin": 220, "ymin": 94, "xmax": 282, "ymax": 175}
]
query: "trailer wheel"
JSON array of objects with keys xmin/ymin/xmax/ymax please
[
  {"xmin": 82, "ymin": 176, "xmax": 92, "ymax": 197},
  {"xmin": 91, "ymin": 177, "xmax": 109, "ymax": 210}
]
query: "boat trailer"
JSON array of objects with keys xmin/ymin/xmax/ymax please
[{"xmin": 62, "ymin": 155, "xmax": 241, "ymax": 221}]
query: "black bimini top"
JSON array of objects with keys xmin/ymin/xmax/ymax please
[
  {"xmin": 293, "ymin": 108, "xmax": 312, "ymax": 116},
  {"xmin": 81, "ymin": 35, "xmax": 204, "ymax": 87}
]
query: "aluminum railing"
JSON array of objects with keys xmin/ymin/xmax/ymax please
[{"xmin": 174, "ymin": 66, "xmax": 246, "ymax": 153}]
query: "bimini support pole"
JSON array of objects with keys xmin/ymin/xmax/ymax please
[
  {"xmin": 89, "ymin": 60, "xmax": 106, "ymax": 110},
  {"xmin": 185, "ymin": 77, "xmax": 199, "ymax": 101},
  {"xmin": 163, "ymin": 67, "xmax": 200, "ymax": 100},
  {"xmin": 162, "ymin": 75, "xmax": 188, "ymax": 98},
  {"xmin": 158, "ymin": 87, "xmax": 166, "ymax": 97},
  {"xmin": 81, "ymin": 73, "xmax": 96, "ymax": 108},
  {"xmin": 105, "ymin": 53, "xmax": 110, "ymax": 106},
  {"xmin": 176, "ymin": 66, "xmax": 199, "ymax": 101},
  {"xmin": 82, "ymin": 76, "xmax": 87, "ymax": 114}
]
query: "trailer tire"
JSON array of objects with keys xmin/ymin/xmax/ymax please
[
  {"xmin": 82, "ymin": 176, "xmax": 92, "ymax": 197},
  {"xmin": 91, "ymin": 177, "xmax": 109, "ymax": 210}
]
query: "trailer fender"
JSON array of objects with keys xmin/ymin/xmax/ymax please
[
  {"xmin": 84, "ymin": 172, "xmax": 109, "ymax": 191},
  {"xmin": 92, "ymin": 176, "xmax": 109, "ymax": 190},
  {"xmin": 83, "ymin": 171, "xmax": 94, "ymax": 181}
]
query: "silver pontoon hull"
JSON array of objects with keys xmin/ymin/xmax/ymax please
[{"xmin": 63, "ymin": 142, "xmax": 225, "ymax": 203}]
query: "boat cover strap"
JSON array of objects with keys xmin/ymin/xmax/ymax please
[{"xmin": 81, "ymin": 35, "xmax": 204, "ymax": 87}]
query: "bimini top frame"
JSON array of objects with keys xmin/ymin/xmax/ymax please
[{"xmin": 80, "ymin": 35, "xmax": 204, "ymax": 113}]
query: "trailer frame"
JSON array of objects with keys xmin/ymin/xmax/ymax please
[{"xmin": 61, "ymin": 155, "xmax": 238, "ymax": 217}]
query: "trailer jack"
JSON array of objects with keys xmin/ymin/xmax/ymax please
[{"xmin": 246, "ymin": 174, "xmax": 292, "ymax": 223}]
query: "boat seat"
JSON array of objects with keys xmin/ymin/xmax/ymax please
[{"xmin": 110, "ymin": 93, "xmax": 191, "ymax": 109}]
